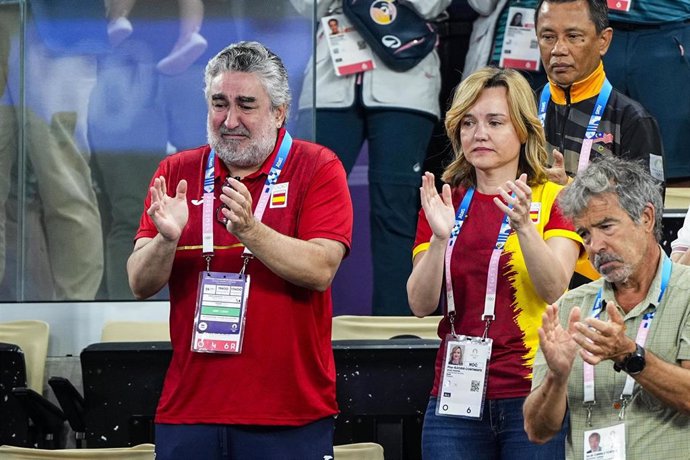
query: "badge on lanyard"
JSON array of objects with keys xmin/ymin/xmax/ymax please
[
  {"xmin": 191, "ymin": 271, "xmax": 250, "ymax": 354},
  {"xmin": 499, "ymin": 6, "xmax": 541, "ymax": 71},
  {"xmin": 436, "ymin": 335, "xmax": 493, "ymax": 419},
  {"xmin": 192, "ymin": 132, "xmax": 293, "ymax": 355},
  {"xmin": 607, "ymin": 0, "xmax": 631, "ymax": 12},
  {"xmin": 322, "ymin": 13, "xmax": 376, "ymax": 76},
  {"xmin": 436, "ymin": 186, "xmax": 512, "ymax": 419},
  {"xmin": 583, "ymin": 423, "xmax": 625, "ymax": 460}
]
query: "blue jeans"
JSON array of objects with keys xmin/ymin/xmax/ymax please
[{"xmin": 422, "ymin": 397, "xmax": 567, "ymax": 460}]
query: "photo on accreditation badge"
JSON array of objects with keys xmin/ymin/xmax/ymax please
[
  {"xmin": 327, "ymin": 17, "xmax": 341, "ymax": 35},
  {"xmin": 447, "ymin": 344, "xmax": 465, "ymax": 366},
  {"xmin": 510, "ymin": 12, "xmax": 523, "ymax": 27},
  {"xmin": 584, "ymin": 425, "xmax": 625, "ymax": 460}
]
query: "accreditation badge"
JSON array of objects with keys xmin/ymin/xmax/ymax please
[
  {"xmin": 322, "ymin": 13, "xmax": 376, "ymax": 76},
  {"xmin": 191, "ymin": 271, "xmax": 250, "ymax": 354},
  {"xmin": 436, "ymin": 335, "xmax": 492, "ymax": 419},
  {"xmin": 499, "ymin": 7, "xmax": 541, "ymax": 71},
  {"xmin": 583, "ymin": 423, "xmax": 625, "ymax": 460}
]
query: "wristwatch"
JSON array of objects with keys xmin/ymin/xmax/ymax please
[{"xmin": 613, "ymin": 343, "xmax": 646, "ymax": 375}]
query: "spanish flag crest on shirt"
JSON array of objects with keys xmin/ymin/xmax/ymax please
[
  {"xmin": 270, "ymin": 182, "xmax": 289, "ymax": 208},
  {"xmin": 529, "ymin": 202, "xmax": 541, "ymax": 223}
]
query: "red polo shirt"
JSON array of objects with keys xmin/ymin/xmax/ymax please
[{"xmin": 136, "ymin": 129, "xmax": 353, "ymax": 425}]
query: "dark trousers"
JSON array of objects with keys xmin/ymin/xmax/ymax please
[
  {"xmin": 155, "ymin": 417, "xmax": 334, "ymax": 460},
  {"xmin": 305, "ymin": 103, "xmax": 435, "ymax": 316}
]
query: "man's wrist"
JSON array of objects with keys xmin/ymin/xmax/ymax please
[
  {"xmin": 157, "ymin": 231, "xmax": 181, "ymax": 245},
  {"xmin": 233, "ymin": 218, "xmax": 262, "ymax": 244},
  {"xmin": 612, "ymin": 339, "xmax": 638, "ymax": 365},
  {"xmin": 613, "ymin": 343, "xmax": 646, "ymax": 375},
  {"xmin": 546, "ymin": 368, "xmax": 570, "ymax": 388}
]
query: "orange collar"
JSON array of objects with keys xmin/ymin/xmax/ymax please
[{"xmin": 547, "ymin": 62, "xmax": 606, "ymax": 105}]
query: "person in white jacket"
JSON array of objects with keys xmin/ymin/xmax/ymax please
[
  {"xmin": 463, "ymin": 0, "xmax": 509, "ymax": 78},
  {"xmin": 291, "ymin": 0, "xmax": 451, "ymax": 315}
]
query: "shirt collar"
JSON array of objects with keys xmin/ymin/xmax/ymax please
[{"xmin": 547, "ymin": 61, "xmax": 606, "ymax": 105}]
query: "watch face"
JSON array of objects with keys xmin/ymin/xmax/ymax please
[{"xmin": 626, "ymin": 355, "xmax": 645, "ymax": 374}]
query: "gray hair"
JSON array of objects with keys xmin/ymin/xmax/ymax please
[
  {"xmin": 204, "ymin": 41, "xmax": 291, "ymax": 125},
  {"xmin": 558, "ymin": 156, "xmax": 663, "ymax": 241}
]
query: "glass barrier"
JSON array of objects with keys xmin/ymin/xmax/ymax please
[{"xmin": 0, "ymin": 0, "xmax": 316, "ymax": 301}]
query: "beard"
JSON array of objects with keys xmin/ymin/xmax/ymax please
[
  {"xmin": 594, "ymin": 252, "xmax": 633, "ymax": 284},
  {"xmin": 208, "ymin": 120, "xmax": 277, "ymax": 169}
]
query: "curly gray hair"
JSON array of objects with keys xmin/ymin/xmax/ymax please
[{"xmin": 558, "ymin": 156, "xmax": 663, "ymax": 242}]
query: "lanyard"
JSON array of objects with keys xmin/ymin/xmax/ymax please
[
  {"xmin": 444, "ymin": 187, "xmax": 513, "ymax": 339},
  {"xmin": 538, "ymin": 79, "xmax": 613, "ymax": 173},
  {"xmin": 581, "ymin": 253, "xmax": 672, "ymax": 423},
  {"xmin": 201, "ymin": 131, "xmax": 293, "ymax": 270}
]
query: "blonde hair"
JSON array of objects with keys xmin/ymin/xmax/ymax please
[{"xmin": 442, "ymin": 67, "xmax": 548, "ymax": 188}]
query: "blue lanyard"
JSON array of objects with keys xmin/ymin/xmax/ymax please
[
  {"xmin": 445, "ymin": 187, "xmax": 513, "ymax": 336},
  {"xmin": 252, "ymin": 131, "xmax": 293, "ymax": 224},
  {"xmin": 203, "ymin": 149, "xmax": 216, "ymax": 193},
  {"xmin": 538, "ymin": 79, "xmax": 613, "ymax": 140},
  {"xmin": 448, "ymin": 187, "xmax": 474, "ymax": 244},
  {"xmin": 448, "ymin": 187, "xmax": 512, "ymax": 256}
]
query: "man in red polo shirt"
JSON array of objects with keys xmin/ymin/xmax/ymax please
[{"xmin": 127, "ymin": 41, "xmax": 353, "ymax": 460}]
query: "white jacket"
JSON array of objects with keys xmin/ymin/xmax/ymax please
[
  {"xmin": 291, "ymin": 0, "xmax": 452, "ymax": 118},
  {"xmin": 462, "ymin": 0, "xmax": 508, "ymax": 79}
]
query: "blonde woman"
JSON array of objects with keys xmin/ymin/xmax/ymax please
[{"xmin": 408, "ymin": 67, "xmax": 581, "ymax": 459}]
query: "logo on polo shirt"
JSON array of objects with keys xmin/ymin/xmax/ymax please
[{"xmin": 270, "ymin": 182, "xmax": 289, "ymax": 208}]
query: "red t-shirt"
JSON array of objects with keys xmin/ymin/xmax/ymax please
[
  {"xmin": 136, "ymin": 129, "xmax": 353, "ymax": 425},
  {"xmin": 412, "ymin": 182, "xmax": 579, "ymax": 400}
]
